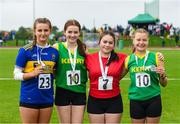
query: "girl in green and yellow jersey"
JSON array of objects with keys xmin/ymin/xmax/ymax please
[
  {"xmin": 53, "ymin": 19, "xmax": 87, "ymax": 123},
  {"xmin": 121, "ymin": 28, "xmax": 167, "ymax": 123}
]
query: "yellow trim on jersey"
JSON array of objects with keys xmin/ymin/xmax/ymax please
[
  {"xmin": 53, "ymin": 43, "xmax": 59, "ymax": 50},
  {"xmin": 134, "ymin": 51, "xmax": 146, "ymax": 59},
  {"xmin": 24, "ymin": 61, "xmax": 55, "ymax": 73},
  {"xmin": 23, "ymin": 43, "xmax": 33, "ymax": 50},
  {"xmin": 125, "ymin": 56, "xmax": 130, "ymax": 69},
  {"xmin": 62, "ymin": 42, "xmax": 67, "ymax": 48},
  {"xmin": 155, "ymin": 52, "xmax": 159, "ymax": 66},
  {"xmin": 63, "ymin": 42, "xmax": 75, "ymax": 54}
]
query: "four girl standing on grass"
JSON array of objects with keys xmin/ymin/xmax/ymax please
[{"xmin": 14, "ymin": 18, "xmax": 167, "ymax": 123}]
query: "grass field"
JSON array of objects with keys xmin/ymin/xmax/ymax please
[{"xmin": 0, "ymin": 47, "xmax": 180, "ymax": 123}]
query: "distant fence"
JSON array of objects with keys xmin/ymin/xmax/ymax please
[{"xmin": 83, "ymin": 32, "xmax": 99, "ymax": 48}]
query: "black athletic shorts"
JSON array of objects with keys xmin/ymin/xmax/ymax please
[
  {"xmin": 130, "ymin": 95, "xmax": 162, "ymax": 119},
  {"xmin": 87, "ymin": 94, "xmax": 123, "ymax": 114},
  {"xmin": 20, "ymin": 102, "xmax": 53, "ymax": 109},
  {"xmin": 55, "ymin": 87, "xmax": 86, "ymax": 106}
]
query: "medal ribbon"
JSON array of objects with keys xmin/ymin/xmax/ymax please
[
  {"xmin": 68, "ymin": 47, "xmax": 77, "ymax": 73},
  {"xmin": 99, "ymin": 51, "xmax": 111, "ymax": 79},
  {"xmin": 135, "ymin": 50, "xmax": 149, "ymax": 67},
  {"xmin": 36, "ymin": 44, "xmax": 50, "ymax": 66}
]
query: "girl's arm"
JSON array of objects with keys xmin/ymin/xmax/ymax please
[
  {"xmin": 120, "ymin": 56, "xmax": 129, "ymax": 80},
  {"xmin": 156, "ymin": 53, "xmax": 168, "ymax": 87},
  {"xmin": 120, "ymin": 66, "xmax": 128, "ymax": 80},
  {"xmin": 14, "ymin": 66, "xmax": 44, "ymax": 81}
]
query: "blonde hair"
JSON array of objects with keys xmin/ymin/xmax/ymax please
[
  {"xmin": 131, "ymin": 28, "xmax": 149, "ymax": 39},
  {"xmin": 131, "ymin": 28, "xmax": 149, "ymax": 53}
]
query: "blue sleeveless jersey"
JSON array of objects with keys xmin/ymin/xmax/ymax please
[{"xmin": 15, "ymin": 44, "xmax": 59, "ymax": 104}]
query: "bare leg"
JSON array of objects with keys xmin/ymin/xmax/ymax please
[
  {"xmin": 38, "ymin": 107, "xmax": 53, "ymax": 123},
  {"xmin": 19, "ymin": 107, "xmax": 39, "ymax": 123},
  {"xmin": 88, "ymin": 113, "xmax": 105, "ymax": 123},
  {"xmin": 146, "ymin": 116, "xmax": 160, "ymax": 123},
  {"xmin": 105, "ymin": 113, "xmax": 122, "ymax": 123},
  {"xmin": 71, "ymin": 105, "xmax": 85, "ymax": 123},
  {"xmin": 131, "ymin": 118, "xmax": 145, "ymax": 124},
  {"xmin": 56, "ymin": 105, "xmax": 71, "ymax": 123}
]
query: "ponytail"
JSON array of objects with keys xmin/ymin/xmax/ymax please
[
  {"xmin": 32, "ymin": 35, "xmax": 37, "ymax": 46},
  {"xmin": 106, "ymin": 50, "xmax": 119, "ymax": 66},
  {"xmin": 77, "ymin": 39, "xmax": 86, "ymax": 57},
  {"xmin": 132, "ymin": 45, "xmax": 136, "ymax": 53}
]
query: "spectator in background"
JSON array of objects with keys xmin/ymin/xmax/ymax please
[
  {"xmin": 114, "ymin": 31, "xmax": 120, "ymax": 48},
  {"xmin": 124, "ymin": 25, "xmax": 131, "ymax": 40},
  {"xmin": 58, "ymin": 35, "xmax": 66, "ymax": 42},
  {"xmin": 175, "ymin": 28, "xmax": 179, "ymax": 47},
  {"xmin": 169, "ymin": 26, "xmax": 174, "ymax": 40},
  {"xmin": 0, "ymin": 36, "xmax": 3, "ymax": 46}
]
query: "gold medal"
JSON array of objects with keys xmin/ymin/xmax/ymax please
[{"xmin": 42, "ymin": 65, "xmax": 50, "ymax": 73}]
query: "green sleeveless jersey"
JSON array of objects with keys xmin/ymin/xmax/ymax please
[
  {"xmin": 126, "ymin": 51, "xmax": 160, "ymax": 100},
  {"xmin": 55, "ymin": 42, "xmax": 87, "ymax": 93}
]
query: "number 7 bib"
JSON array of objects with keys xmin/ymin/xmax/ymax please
[{"xmin": 98, "ymin": 76, "xmax": 113, "ymax": 90}]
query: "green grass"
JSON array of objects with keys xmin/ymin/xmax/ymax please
[{"xmin": 0, "ymin": 48, "xmax": 180, "ymax": 123}]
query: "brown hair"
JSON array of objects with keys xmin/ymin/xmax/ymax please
[
  {"xmin": 131, "ymin": 28, "xmax": 149, "ymax": 53},
  {"xmin": 32, "ymin": 18, "xmax": 52, "ymax": 46},
  {"xmin": 64, "ymin": 19, "xmax": 86, "ymax": 57},
  {"xmin": 99, "ymin": 31, "xmax": 119, "ymax": 66}
]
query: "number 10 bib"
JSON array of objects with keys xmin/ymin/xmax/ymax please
[
  {"xmin": 66, "ymin": 70, "xmax": 81, "ymax": 86},
  {"xmin": 136, "ymin": 72, "xmax": 151, "ymax": 87}
]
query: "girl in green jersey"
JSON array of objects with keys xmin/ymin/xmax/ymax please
[
  {"xmin": 53, "ymin": 19, "xmax": 87, "ymax": 123},
  {"xmin": 121, "ymin": 28, "xmax": 167, "ymax": 123}
]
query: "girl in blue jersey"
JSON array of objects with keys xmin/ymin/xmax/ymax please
[{"xmin": 13, "ymin": 18, "xmax": 59, "ymax": 123}]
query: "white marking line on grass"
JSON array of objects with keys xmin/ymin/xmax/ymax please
[
  {"xmin": 0, "ymin": 78, "xmax": 14, "ymax": 80},
  {"xmin": 0, "ymin": 77, "xmax": 180, "ymax": 81},
  {"xmin": 122, "ymin": 78, "xmax": 180, "ymax": 81}
]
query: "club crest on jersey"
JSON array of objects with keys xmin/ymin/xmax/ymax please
[{"xmin": 51, "ymin": 54, "xmax": 56, "ymax": 61}]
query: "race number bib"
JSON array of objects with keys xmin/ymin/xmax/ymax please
[
  {"xmin": 66, "ymin": 70, "xmax": 81, "ymax": 86},
  {"xmin": 98, "ymin": 76, "xmax": 113, "ymax": 90},
  {"xmin": 135, "ymin": 72, "xmax": 151, "ymax": 87},
  {"xmin": 38, "ymin": 74, "xmax": 51, "ymax": 89}
]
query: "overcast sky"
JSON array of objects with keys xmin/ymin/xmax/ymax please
[{"xmin": 0, "ymin": 0, "xmax": 179, "ymax": 31}]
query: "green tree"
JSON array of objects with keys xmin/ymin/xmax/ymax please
[
  {"xmin": 15, "ymin": 26, "xmax": 33, "ymax": 46},
  {"xmin": 52, "ymin": 26, "xmax": 59, "ymax": 34}
]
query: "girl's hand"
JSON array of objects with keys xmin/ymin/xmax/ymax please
[
  {"xmin": 156, "ymin": 66, "xmax": 165, "ymax": 76},
  {"xmin": 157, "ymin": 52, "xmax": 164, "ymax": 62},
  {"xmin": 32, "ymin": 65, "xmax": 44, "ymax": 77}
]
